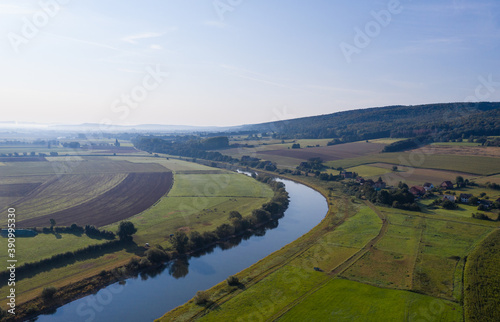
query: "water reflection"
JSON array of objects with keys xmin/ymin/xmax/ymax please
[{"xmin": 131, "ymin": 218, "xmax": 282, "ymax": 283}]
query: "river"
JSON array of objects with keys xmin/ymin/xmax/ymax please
[{"xmin": 36, "ymin": 176, "xmax": 328, "ymax": 321}]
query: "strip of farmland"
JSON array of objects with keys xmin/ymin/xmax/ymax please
[{"xmin": 17, "ymin": 172, "xmax": 173, "ymax": 228}]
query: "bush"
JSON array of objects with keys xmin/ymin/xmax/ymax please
[
  {"xmin": 145, "ymin": 248, "xmax": 169, "ymax": 264},
  {"xmin": 226, "ymin": 275, "xmax": 239, "ymax": 286},
  {"xmin": 194, "ymin": 290, "xmax": 210, "ymax": 305},
  {"xmin": 41, "ymin": 286, "xmax": 57, "ymax": 301}
]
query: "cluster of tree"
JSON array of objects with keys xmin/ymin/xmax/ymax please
[
  {"xmin": 133, "ymin": 136, "xmax": 237, "ymax": 163},
  {"xmin": 37, "ymin": 223, "xmax": 85, "ymax": 235},
  {"xmin": 297, "ymin": 158, "xmax": 326, "ymax": 171},
  {"xmin": 239, "ymin": 102, "xmax": 500, "ymax": 143},
  {"xmin": 317, "ymin": 172, "xmax": 342, "ymax": 181},
  {"xmin": 471, "ymin": 212, "xmax": 496, "ymax": 221},
  {"xmin": 62, "ymin": 142, "xmax": 81, "ymax": 149},
  {"xmin": 344, "ymin": 182, "xmax": 420, "ymax": 211},
  {"xmin": 382, "ymin": 136, "xmax": 433, "ymax": 153},
  {"xmin": 291, "ymin": 143, "xmax": 301, "ymax": 149},
  {"xmin": 84, "ymin": 225, "xmax": 116, "ymax": 239}
]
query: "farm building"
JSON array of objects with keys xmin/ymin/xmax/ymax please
[
  {"xmin": 410, "ymin": 186, "xmax": 426, "ymax": 196},
  {"xmin": 479, "ymin": 200, "xmax": 493, "ymax": 209},
  {"xmin": 423, "ymin": 182, "xmax": 434, "ymax": 191},
  {"xmin": 460, "ymin": 193, "xmax": 473, "ymax": 203},
  {"xmin": 443, "ymin": 195, "xmax": 456, "ymax": 202},
  {"xmin": 440, "ymin": 181, "xmax": 454, "ymax": 189},
  {"xmin": 341, "ymin": 171, "xmax": 354, "ymax": 179}
]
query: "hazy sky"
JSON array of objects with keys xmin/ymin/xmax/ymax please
[{"xmin": 1, "ymin": 0, "xmax": 499, "ymax": 126}]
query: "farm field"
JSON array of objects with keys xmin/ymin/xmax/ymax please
[
  {"xmin": 0, "ymin": 156, "xmax": 275, "ymax": 314},
  {"xmin": 17, "ymin": 171, "xmax": 174, "ymax": 228},
  {"xmin": 368, "ymin": 163, "xmax": 478, "ymax": 187},
  {"xmin": 464, "ymin": 229, "xmax": 500, "ymax": 321},
  {"xmin": 279, "ymin": 278, "xmax": 462, "ymax": 321},
  {"xmin": 2, "ymin": 173, "xmax": 128, "ymax": 220},
  {"xmin": 257, "ymin": 141, "xmax": 385, "ymax": 162},
  {"xmin": 325, "ymin": 152, "xmax": 500, "ymax": 176}
]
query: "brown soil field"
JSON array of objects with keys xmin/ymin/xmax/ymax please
[
  {"xmin": 0, "ymin": 183, "xmax": 41, "ymax": 197},
  {"xmin": 17, "ymin": 172, "xmax": 173, "ymax": 228},
  {"xmin": 258, "ymin": 142, "xmax": 385, "ymax": 161},
  {"xmin": 0, "ymin": 157, "xmax": 47, "ymax": 162},
  {"xmin": 370, "ymin": 163, "xmax": 477, "ymax": 186},
  {"xmin": 417, "ymin": 145, "xmax": 500, "ymax": 158}
]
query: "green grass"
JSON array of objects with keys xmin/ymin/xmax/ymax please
[
  {"xmin": 413, "ymin": 219, "xmax": 492, "ymax": 299},
  {"xmin": 345, "ymin": 165, "xmax": 391, "ymax": 178},
  {"xmin": 279, "ymin": 278, "xmax": 462, "ymax": 321},
  {"xmin": 290, "ymin": 206, "xmax": 381, "ymax": 272},
  {"xmin": 198, "ymin": 266, "xmax": 328, "ymax": 322},
  {"xmin": 326, "ymin": 153, "xmax": 500, "ymax": 175},
  {"xmin": 169, "ymin": 173, "xmax": 272, "ymax": 198},
  {"xmin": 464, "ymin": 229, "xmax": 500, "ymax": 321},
  {"xmin": 0, "ymin": 233, "xmax": 109, "ymax": 266}
]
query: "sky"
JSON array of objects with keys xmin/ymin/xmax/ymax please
[{"xmin": 1, "ymin": 0, "xmax": 499, "ymax": 127}]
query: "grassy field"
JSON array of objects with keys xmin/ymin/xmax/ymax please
[
  {"xmin": 0, "ymin": 233, "xmax": 110, "ymax": 266},
  {"xmin": 464, "ymin": 229, "xmax": 500, "ymax": 321},
  {"xmin": 279, "ymin": 278, "xmax": 462, "ymax": 321},
  {"xmin": 345, "ymin": 165, "xmax": 392, "ymax": 178}
]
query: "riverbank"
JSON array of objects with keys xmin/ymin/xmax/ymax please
[{"xmin": 157, "ymin": 173, "xmax": 343, "ymax": 321}]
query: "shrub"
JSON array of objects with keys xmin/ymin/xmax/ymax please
[
  {"xmin": 226, "ymin": 275, "xmax": 239, "ymax": 286},
  {"xmin": 41, "ymin": 286, "xmax": 57, "ymax": 301},
  {"xmin": 145, "ymin": 248, "xmax": 169, "ymax": 264},
  {"xmin": 194, "ymin": 290, "xmax": 210, "ymax": 305}
]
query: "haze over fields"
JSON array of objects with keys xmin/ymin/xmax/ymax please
[{"xmin": 1, "ymin": 0, "xmax": 500, "ymax": 127}]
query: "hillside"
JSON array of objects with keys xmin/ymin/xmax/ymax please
[{"xmin": 242, "ymin": 102, "xmax": 500, "ymax": 141}]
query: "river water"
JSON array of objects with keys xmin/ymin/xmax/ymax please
[{"xmin": 36, "ymin": 177, "xmax": 327, "ymax": 322}]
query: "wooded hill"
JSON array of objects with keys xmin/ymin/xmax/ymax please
[{"xmin": 242, "ymin": 102, "xmax": 500, "ymax": 142}]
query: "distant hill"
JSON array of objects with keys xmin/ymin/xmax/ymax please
[{"xmin": 241, "ymin": 102, "xmax": 500, "ymax": 142}]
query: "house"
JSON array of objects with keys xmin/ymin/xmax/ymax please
[
  {"xmin": 410, "ymin": 186, "xmax": 426, "ymax": 196},
  {"xmin": 460, "ymin": 193, "xmax": 473, "ymax": 203},
  {"xmin": 479, "ymin": 200, "xmax": 493, "ymax": 209},
  {"xmin": 440, "ymin": 181, "xmax": 454, "ymax": 189},
  {"xmin": 356, "ymin": 177, "xmax": 366, "ymax": 185},
  {"xmin": 423, "ymin": 183, "xmax": 434, "ymax": 191},
  {"xmin": 341, "ymin": 171, "xmax": 353, "ymax": 179},
  {"xmin": 443, "ymin": 195, "xmax": 456, "ymax": 202}
]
